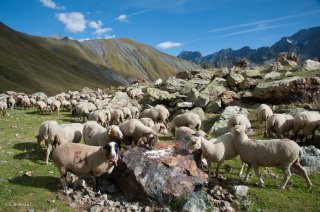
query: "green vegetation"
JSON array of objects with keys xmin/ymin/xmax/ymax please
[{"xmin": 0, "ymin": 104, "xmax": 320, "ymax": 211}]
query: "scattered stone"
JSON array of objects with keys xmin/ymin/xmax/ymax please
[
  {"xmin": 181, "ymin": 190, "xmax": 211, "ymax": 212},
  {"xmin": 201, "ymin": 78, "xmax": 228, "ymax": 99},
  {"xmin": 177, "ymin": 102, "xmax": 193, "ymax": 108},
  {"xmin": 146, "ymin": 88, "xmax": 176, "ymax": 101},
  {"xmin": 190, "ymin": 107, "xmax": 206, "ymax": 121},
  {"xmin": 242, "ymin": 69, "xmax": 261, "ymax": 78},
  {"xmin": 210, "ymin": 106, "xmax": 248, "ymax": 136},
  {"xmin": 227, "ymin": 73, "xmax": 245, "ymax": 88},
  {"xmin": 299, "ymin": 146, "xmax": 320, "ymax": 173},
  {"xmin": 221, "ymin": 91, "xmax": 240, "ymax": 106},
  {"xmin": 239, "ymin": 78, "xmax": 257, "ymax": 90},
  {"xmin": 176, "ymin": 70, "xmax": 193, "ymax": 80},
  {"xmin": 303, "ymin": 59, "xmax": 320, "ymax": 71},
  {"xmin": 264, "ymin": 71, "xmax": 281, "ymax": 80},
  {"xmin": 186, "ymin": 88, "xmax": 199, "ymax": 102},
  {"xmin": 24, "ymin": 171, "xmax": 32, "ymax": 177},
  {"xmin": 206, "ymin": 100, "xmax": 222, "ymax": 113},
  {"xmin": 232, "ymin": 185, "xmax": 249, "ymax": 198},
  {"xmin": 194, "ymin": 94, "xmax": 210, "ymax": 108}
]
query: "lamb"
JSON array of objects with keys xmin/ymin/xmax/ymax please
[
  {"xmin": 139, "ymin": 117, "xmax": 155, "ymax": 128},
  {"xmin": 188, "ymin": 133, "xmax": 239, "ymax": 178},
  {"xmin": 292, "ymin": 111, "xmax": 320, "ymax": 143},
  {"xmin": 110, "ymin": 109, "xmax": 124, "ymax": 125},
  {"xmin": 266, "ymin": 113, "xmax": 294, "ymax": 138},
  {"xmin": 21, "ymin": 96, "xmax": 31, "ymax": 110},
  {"xmin": 36, "ymin": 120, "xmax": 58, "ymax": 145},
  {"xmin": 29, "ymin": 98, "xmax": 36, "ymax": 107},
  {"xmin": 52, "ymin": 142, "xmax": 119, "ymax": 194},
  {"xmin": 0, "ymin": 101, "xmax": 8, "ymax": 116},
  {"xmin": 83, "ymin": 121, "xmax": 123, "ymax": 146},
  {"xmin": 231, "ymin": 125, "xmax": 313, "ymax": 189},
  {"xmin": 61, "ymin": 100, "xmax": 71, "ymax": 111},
  {"xmin": 168, "ymin": 112, "xmax": 201, "ymax": 136},
  {"xmin": 45, "ymin": 123, "xmax": 83, "ymax": 165},
  {"xmin": 139, "ymin": 105, "xmax": 170, "ymax": 126},
  {"xmin": 228, "ymin": 113, "xmax": 251, "ymax": 131},
  {"xmin": 119, "ymin": 119, "xmax": 158, "ymax": 149},
  {"xmin": 256, "ymin": 104, "xmax": 273, "ymax": 134}
]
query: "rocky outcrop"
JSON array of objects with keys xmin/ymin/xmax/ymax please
[
  {"xmin": 110, "ymin": 146, "xmax": 208, "ymax": 206},
  {"xmin": 303, "ymin": 59, "xmax": 320, "ymax": 71},
  {"xmin": 253, "ymin": 76, "xmax": 320, "ymax": 104}
]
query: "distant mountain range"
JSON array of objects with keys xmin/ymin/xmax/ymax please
[
  {"xmin": 0, "ymin": 22, "xmax": 198, "ymax": 95},
  {"xmin": 178, "ymin": 26, "xmax": 320, "ymax": 67}
]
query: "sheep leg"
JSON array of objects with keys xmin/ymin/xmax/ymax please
[
  {"xmin": 243, "ymin": 164, "xmax": 252, "ymax": 182},
  {"xmin": 253, "ymin": 166, "xmax": 264, "ymax": 187},
  {"xmin": 46, "ymin": 143, "xmax": 53, "ymax": 165},
  {"xmin": 292, "ymin": 162, "xmax": 313, "ymax": 188},
  {"xmin": 94, "ymin": 176, "xmax": 101, "ymax": 195},
  {"xmin": 239, "ymin": 162, "xmax": 246, "ymax": 177},
  {"xmin": 279, "ymin": 166, "xmax": 291, "ymax": 189},
  {"xmin": 215, "ymin": 162, "xmax": 222, "ymax": 178},
  {"xmin": 60, "ymin": 173, "xmax": 70, "ymax": 195}
]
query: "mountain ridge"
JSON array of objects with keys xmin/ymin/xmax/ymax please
[
  {"xmin": 0, "ymin": 22, "xmax": 198, "ymax": 95},
  {"xmin": 178, "ymin": 26, "xmax": 320, "ymax": 67}
]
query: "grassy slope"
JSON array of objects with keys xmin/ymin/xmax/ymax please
[{"xmin": 0, "ymin": 106, "xmax": 319, "ymax": 211}]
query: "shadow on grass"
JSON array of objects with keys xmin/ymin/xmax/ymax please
[
  {"xmin": 13, "ymin": 142, "xmax": 47, "ymax": 164},
  {"xmin": 9, "ymin": 175, "xmax": 60, "ymax": 192},
  {"xmin": 25, "ymin": 110, "xmax": 51, "ymax": 115},
  {"xmin": 13, "ymin": 142, "xmax": 38, "ymax": 151},
  {"xmin": 60, "ymin": 118, "xmax": 80, "ymax": 123}
]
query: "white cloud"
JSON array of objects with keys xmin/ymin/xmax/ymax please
[
  {"xmin": 56, "ymin": 12, "xmax": 86, "ymax": 33},
  {"xmin": 114, "ymin": 14, "xmax": 129, "ymax": 22},
  {"xmin": 78, "ymin": 38, "xmax": 90, "ymax": 42},
  {"xmin": 88, "ymin": 20, "xmax": 113, "ymax": 35},
  {"xmin": 104, "ymin": 35, "xmax": 116, "ymax": 39},
  {"xmin": 39, "ymin": 0, "xmax": 65, "ymax": 10},
  {"xmin": 157, "ymin": 41, "xmax": 182, "ymax": 49}
]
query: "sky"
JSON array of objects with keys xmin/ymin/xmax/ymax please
[{"xmin": 0, "ymin": 0, "xmax": 320, "ymax": 56}]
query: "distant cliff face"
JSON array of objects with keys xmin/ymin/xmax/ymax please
[
  {"xmin": 178, "ymin": 26, "xmax": 320, "ymax": 67},
  {"xmin": 0, "ymin": 22, "xmax": 198, "ymax": 94}
]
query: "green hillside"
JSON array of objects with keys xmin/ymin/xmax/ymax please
[{"xmin": 0, "ymin": 22, "xmax": 198, "ymax": 95}]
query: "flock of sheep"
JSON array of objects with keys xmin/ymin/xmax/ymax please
[{"xmin": 1, "ymin": 90, "xmax": 318, "ymax": 195}]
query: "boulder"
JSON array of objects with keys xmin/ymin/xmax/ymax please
[
  {"xmin": 221, "ymin": 91, "xmax": 240, "ymax": 106},
  {"xmin": 253, "ymin": 76, "xmax": 320, "ymax": 104},
  {"xmin": 194, "ymin": 94, "xmax": 210, "ymax": 108},
  {"xmin": 227, "ymin": 73, "xmax": 245, "ymax": 88},
  {"xmin": 242, "ymin": 69, "xmax": 261, "ymax": 78},
  {"xmin": 201, "ymin": 78, "xmax": 228, "ymax": 99},
  {"xmin": 176, "ymin": 71, "xmax": 193, "ymax": 80},
  {"xmin": 108, "ymin": 91, "xmax": 138, "ymax": 109},
  {"xmin": 181, "ymin": 190, "xmax": 211, "ymax": 212},
  {"xmin": 162, "ymin": 77, "xmax": 187, "ymax": 93},
  {"xmin": 154, "ymin": 79, "xmax": 163, "ymax": 85},
  {"xmin": 210, "ymin": 106, "xmax": 248, "ymax": 136},
  {"xmin": 110, "ymin": 147, "xmax": 208, "ymax": 206},
  {"xmin": 232, "ymin": 185, "xmax": 249, "ymax": 198},
  {"xmin": 177, "ymin": 102, "xmax": 193, "ymax": 109},
  {"xmin": 300, "ymin": 146, "xmax": 320, "ymax": 173},
  {"xmin": 186, "ymin": 88, "xmax": 199, "ymax": 102},
  {"xmin": 206, "ymin": 100, "xmax": 222, "ymax": 113},
  {"xmin": 190, "ymin": 107, "xmax": 206, "ymax": 121},
  {"xmin": 175, "ymin": 127, "xmax": 196, "ymax": 150},
  {"xmin": 146, "ymin": 88, "xmax": 176, "ymax": 101},
  {"xmin": 268, "ymin": 62, "xmax": 284, "ymax": 72},
  {"xmin": 239, "ymin": 78, "xmax": 258, "ymax": 90},
  {"xmin": 277, "ymin": 52, "xmax": 298, "ymax": 67},
  {"xmin": 303, "ymin": 59, "xmax": 320, "ymax": 71},
  {"xmin": 194, "ymin": 70, "xmax": 214, "ymax": 81},
  {"xmin": 264, "ymin": 71, "xmax": 281, "ymax": 80}
]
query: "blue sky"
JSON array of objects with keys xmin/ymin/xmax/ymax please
[{"xmin": 0, "ymin": 0, "xmax": 320, "ymax": 56}]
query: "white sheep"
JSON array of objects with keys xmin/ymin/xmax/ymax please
[
  {"xmin": 0, "ymin": 101, "xmax": 8, "ymax": 116},
  {"xmin": 29, "ymin": 98, "xmax": 36, "ymax": 108},
  {"xmin": 21, "ymin": 96, "xmax": 31, "ymax": 110},
  {"xmin": 119, "ymin": 119, "xmax": 158, "ymax": 149},
  {"xmin": 52, "ymin": 142, "xmax": 119, "ymax": 194},
  {"xmin": 36, "ymin": 101, "xmax": 48, "ymax": 114},
  {"xmin": 83, "ymin": 121, "xmax": 123, "ymax": 146},
  {"xmin": 139, "ymin": 117, "xmax": 155, "ymax": 128},
  {"xmin": 121, "ymin": 107, "xmax": 132, "ymax": 120},
  {"xmin": 231, "ymin": 125, "xmax": 313, "ymax": 189},
  {"xmin": 256, "ymin": 104, "xmax": 273, "ymax": 134},
  {"xmin": 228, "ymin": 113, "xmax": 251, "ymax": 131},
  {"xmin": 88, "ymin": 110, "xmax": 107, "ymax": 126},
  {"xmin": 168, "ymin": 112, "xmax": 201, "ymax": 136},
  {"xmin": 51, "ymin": 100, "xmax": 61, "ymax": 115},
  {"xmin": 292, "ymin": 111, "xmax": 320, "ymax": 143},
  {"xmin": 140, "ymin": 105, "xmax": 170, "ymax": 126},
  {"xmin": 36, "ymin": 120, "xmax": 58, "ymax": 145},
  {"xmin": 73, "ymin": 102, "xmax": 89, "ymax": 122},
  {"xmin": 45, "ymin": 123, "xmax": 83, "ymax": 165},
  {"xmin": 266, "ymin": 113, "xmax": 294, "ymax": 138},
  {"xmin": 61, "ymin": 100, "xmax": 71, "ymax": 111},
  {"xmin": 129, "ymin": 106, "xmax": 140, "ymax": 119},
  {"xmin": 6, "ymin": 97, "xmax": 16, "ymax": 109},
  {"xmin": 152, "ymin": 123, "xmax": 168, "ymax": 135},
  {"xmin": 111, "ymin": 109, "xmax": 124, "ymax": 125},
  {"xmin": 188, "ymin": 133, "xmax": 239, "ymax": 178}
]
